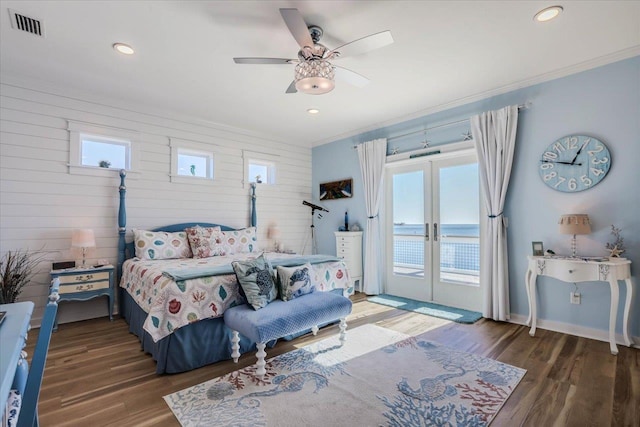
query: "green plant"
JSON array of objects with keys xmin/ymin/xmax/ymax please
[
  {"xmin": 99, "ymin": 160, "xmax": 111, "ymax": 168},
  {"xmin": 0, "ymin": 249, "xmax": 44, "ymax": 304}
]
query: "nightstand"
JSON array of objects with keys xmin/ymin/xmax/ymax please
[{"xmin": 50, "ymin": 264, "xmax": 114, "ymax": 330}]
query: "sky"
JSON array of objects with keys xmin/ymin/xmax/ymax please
[{"xmin": 393, "ymin": 163, "xmax": 479, "ymax": 225}]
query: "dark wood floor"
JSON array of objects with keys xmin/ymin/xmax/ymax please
[{"xmin": 27, "ymin": 294, "xmax": 638, "ymax": 426}]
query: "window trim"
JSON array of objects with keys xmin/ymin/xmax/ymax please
[
  {"xmin": 170, "ymin": 138, "xmax": 217, "ymax": 185},
  {"xmin": 243, "ymin": 150, "xmax": 278, "ymax": 187},
  {"xmin": 67, "ymin": 121, "xmax": 140, "ymax": 178}
]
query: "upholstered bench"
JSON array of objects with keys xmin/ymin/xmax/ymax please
[{"xmin": 223, "ymin": 291, "xmax": 352, "ymax": 377}]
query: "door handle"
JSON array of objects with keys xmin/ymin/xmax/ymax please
[
  {"xmin": 434, "ymin": 223, "xmax": 438, "ymax": 242},
  {"xmin": 425, "ymin": 223, "xmax": 429, "ymax": 241}
]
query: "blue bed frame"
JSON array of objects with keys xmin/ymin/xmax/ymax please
[{"xmin": 116, "ymin": 170, "xmax": 259, "ymax": 374}]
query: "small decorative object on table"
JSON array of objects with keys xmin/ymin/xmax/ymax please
[
  {"xmin": 606, "ymin": 225, "xmax": 625, "ymax": 258},
  {"xmin": 532, "ymin": 241, "xmax": 544, "ymax": 256},
  {"xmin": 344, "ymin": 211, "xmax": 349, "ymax": 231}
]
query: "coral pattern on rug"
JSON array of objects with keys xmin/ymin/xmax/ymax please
[{"xmin": 164, "ymin": 324, "xmax": 525, "ymax": 427}]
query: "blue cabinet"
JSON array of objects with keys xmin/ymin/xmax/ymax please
[
  {"xmin": 50, "ymin": 265, "xmax": 114, "ymax": 329},
  {"xmin": 0, "ymin": 301, "xmax": 33, "ymax": 422}
]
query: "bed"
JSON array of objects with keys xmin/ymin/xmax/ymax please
[{"xmin": 115, "ymin": 171, "xmax": 353, "ymax": 374}]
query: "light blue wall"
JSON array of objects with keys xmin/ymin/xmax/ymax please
[{"xmin": 312, "ymin": 56, "xmax": 640, "ymax": 337}]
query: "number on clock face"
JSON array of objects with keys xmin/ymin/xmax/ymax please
[{"xmin": 538, "ymin": 135, "xmax": 611, "ymax": 192}]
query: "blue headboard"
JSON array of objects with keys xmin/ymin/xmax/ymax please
[{"xmin": 116, "ymin": 170, "xmax": 257, "ymax": 283}]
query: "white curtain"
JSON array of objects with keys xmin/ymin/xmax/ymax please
[
  {"xmin": 470, "ymin": 105, "xmax": 518, "ymax": 321},
  {"xmin": 356, "ymin": 138, "xmax": 387, "ymax": 295}
]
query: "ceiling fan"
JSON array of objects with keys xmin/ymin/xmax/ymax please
[{"xmin": 233, "ymin": 8, "xmax": 393, "ymax": 95}]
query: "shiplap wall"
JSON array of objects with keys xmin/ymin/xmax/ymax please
[{"xmin": 0, "ymin": 80, "xmax": 312, "ymax": 325}]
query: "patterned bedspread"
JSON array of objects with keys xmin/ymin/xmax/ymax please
[{"xmin": 120, "ymin": 252, "xmax": 352, "ymax": 342}]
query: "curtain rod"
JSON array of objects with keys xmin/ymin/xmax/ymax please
[{"xmin": 353, "ymin": 101, "xmax": 531, "ymax": 148}]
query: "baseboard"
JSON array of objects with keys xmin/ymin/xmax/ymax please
[{"xmin": 509, "ymin": 313, "xmax": 640, "ymax": 350}]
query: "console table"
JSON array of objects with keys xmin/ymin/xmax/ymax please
[{"xmin": 525, "ymin": 256, "xmax": 634, "ymax": 355}]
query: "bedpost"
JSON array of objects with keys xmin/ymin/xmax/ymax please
[
  {"xmin": 117, "ymin": 169, "xmax": 127, "ymax": 285},
  {"xmin": 250, "ymin": 183, "xmax": 257, "ymax": 227}
]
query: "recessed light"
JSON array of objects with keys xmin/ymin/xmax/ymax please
[
  {"xmin": 113, "ymin": 43, "xmax": 135, "ymax": 55},
  {"xmin": 307, "ymin": 108, "xmax": 320, "ymax": 115},
  {"xmin": 534, "ymin": 5, "xmax": 563, "ymax": 22}
]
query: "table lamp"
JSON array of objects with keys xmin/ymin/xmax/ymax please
[
  {"xmin": 72, "ymin": 229, "xmax": 95, "ymax": 267},
  {"xmin": 266, "ymin": 222, "xmax": 281, "ymax": 252},
  {"xmin": 558, "ymin": 214, "xmax": 591, "ymax": 257}
]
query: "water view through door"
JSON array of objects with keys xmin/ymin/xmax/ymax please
[{"xmin": 385, "ymin": 153, "xmax": 481, "ymax": 311}]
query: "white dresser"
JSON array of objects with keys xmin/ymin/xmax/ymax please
[{"xmin": 335, "ymin": 231, "xmax": 363, "ymax": 292}]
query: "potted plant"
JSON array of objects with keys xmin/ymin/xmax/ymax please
[{"xmin": 0, "ymin": 249, "xmax": 44, "ymax": 304}]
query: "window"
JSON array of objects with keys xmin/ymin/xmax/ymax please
[
  {"xmin": 170, "ymin": 138, "xmax": 216, "ymax": 184},
  {"xmin": 244, "ymin": 151, "xmax": 277, "ymax": 186},
  {"xmin": 81, "ymin": 135, "xmax": 130, "ymax": 169},
  {"xmin": 68, "ymin": 121, "xmax": 140, "ymax": 177}
]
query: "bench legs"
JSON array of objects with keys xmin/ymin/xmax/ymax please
[
  {"xmin": 231, "ymin": 331, "xmax": 240, "ymax": 363},
  {"xmin": 229, "ymin": 319, "xmax": 348, "ymax": 379},
  {"xmin": 255, "ymin": 343, "xmax": 267, "ymax": 378},
  {"xmin": 339, "ymin": 317, "xmax": 347, "ymax": 343}
]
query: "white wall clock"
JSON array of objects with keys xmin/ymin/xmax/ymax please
[{"xmin": 538, "ymin": 135, "xmax": 611, "ymax": 192}]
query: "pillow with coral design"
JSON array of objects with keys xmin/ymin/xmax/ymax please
[
  {"xmin": 133, "ymin": 229, "xmax": 193, "ymax": 260},
  {"xmin": 185, "ymin": 226, "xmax": 226, "ymax": 258}
]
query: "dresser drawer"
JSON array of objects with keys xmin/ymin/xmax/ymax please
[
  {"xmin": 336, "ymin": 240, "xmax": 353, "ymax": 249},
  {"xmin": 59, "ymin": 280, "xmax": 110, "ymax": 294},
  {"xmin": 56, "ymin": 271, "xmax": 110, "ymax": 284}
]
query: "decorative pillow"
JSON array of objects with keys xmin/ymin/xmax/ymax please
[
  {"xmin": 276, "ymin": 263, "xmax": 315, "ymax": 301},
  {"xmin": 231, "ymin": 254, "xmax": 277, "ymax": 310},
  {"xmin": 185, "ymin": 226, "xmax": 226, "ymax": 258},
  {"xmin": 222, "ymin": 227, "xmax": 257, "ymax": 254},
  {"xmin": 133, "ymin": 229, "xmax": 192, "ymax": 260}
]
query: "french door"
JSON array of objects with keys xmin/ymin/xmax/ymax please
[{"xmin": 385, "ymin": 152, "xmax": 482, "ymax": 311}]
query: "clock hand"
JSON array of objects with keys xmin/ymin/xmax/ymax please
[
  {"xmin": 570, "ymin": 141, "xmax": 589, "ymax": 165},
  {"xmin": 540, "ymin": 160, "xmax": 582, "ymax": 166}
]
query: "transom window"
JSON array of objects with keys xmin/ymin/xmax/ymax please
[
  {"xmin": 81, "ymin": 134, "xmax": 130, "ymax": 169},
  {"xmin": 244, "ymin": 151, "xmax": 277, "ymax": 186},
  {"xmin": 68, "ymin": 121, "xmax": 140, "ymax": 177},
  {"xmin": 170, "ymin": 138, "xmax": 216, "ymax": 184}
]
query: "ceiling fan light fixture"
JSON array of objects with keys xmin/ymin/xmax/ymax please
[{"xmin": 294, "ymin": 59, "xmax": 335, "ymax": 95}]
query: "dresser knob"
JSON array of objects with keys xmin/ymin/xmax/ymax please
[{"xmin": 568, "ymin": 269, "xmax": 573, "ymax": 273}]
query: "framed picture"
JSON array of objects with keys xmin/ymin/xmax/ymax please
[
  {"xmin": 532, "ymin": 241, "xmax": 544, "ymax": 256},
  {"xmin": 319, "ymin": 178, "xmax": 353, "ymax": 200}
]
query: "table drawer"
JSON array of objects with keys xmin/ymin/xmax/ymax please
[
  {"xmin": 543, "ymin": 261, "xmax": 598, "ymax": 282},
  {"xmin": 56, "ymin": 271, "xmax": 110, "ymax": 284},
  {"xmin": 59, "ymin": 280, "xmax": 110, "ymax": 294}
]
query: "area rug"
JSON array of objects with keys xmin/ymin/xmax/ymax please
[
  {"xmin": 164, "ymin": 324, "xmax": 525, "ymax": 426},
  {"xmin": 369, "ymin": 294, "xmax": 483, "ymax": 324}
]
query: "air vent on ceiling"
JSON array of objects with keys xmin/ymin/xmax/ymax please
[{"xmin": 8, "ymin": 9, "xmax": 45, "ymax": 37}]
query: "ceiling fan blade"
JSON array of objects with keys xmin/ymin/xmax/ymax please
[
  {"xmin": 328, "ymin": 30, "xmax": 393, "ymax": 59},
  {"xmin": 234, "ymin": 57, "xmax": 296, "ymax": 64},
  {"xmin": 285, "ymin": 81, "xmax": 298, "ymax": 94},
  {"xmin": 280, "ymin": 8, "xmax": 314, "ymax": 49},
  {"xmin": 334, "ymin": 66, "xmax": 370, "ymax": 88}
]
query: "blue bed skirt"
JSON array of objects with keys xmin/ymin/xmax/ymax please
[
  {"xmin": 121, "ymin": 289, "xmax": 344, "ymax": 374},
  {"xmin": 121, "ymin": 291, "xmax": 256, "ymax": 374}
]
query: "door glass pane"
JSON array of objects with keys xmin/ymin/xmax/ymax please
[
  {"xmin": 393, "ymin": 170, "xmax": 424, "ymax": 277},
  {"xmin": 439, "ymin": 163, "xmax": 479, "ymax": 285}
]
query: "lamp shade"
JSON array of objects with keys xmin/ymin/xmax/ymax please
[
  {"xmin": 266, "ymin": 223, "xmax": 281, "ymax": 240},
  {"xmin": 558, "ymin": 214, "xmax": 591, "ymax": 235},
  {"xmin": 71, "ymin": 229, "xmax": 96, "ymax": 248}
]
